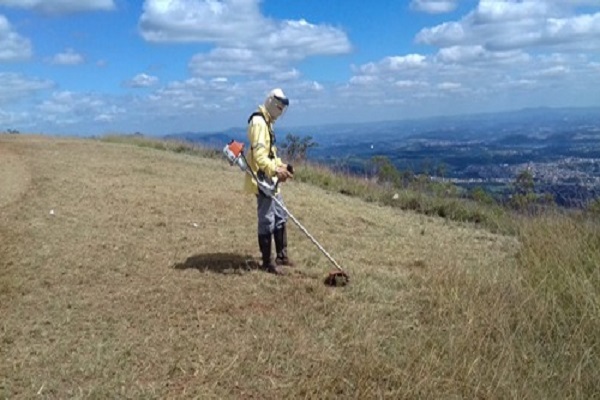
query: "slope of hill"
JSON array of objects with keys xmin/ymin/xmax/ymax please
[{"xmin": 0, "ymin": 134, "xmax": 573, "ymax": 398}]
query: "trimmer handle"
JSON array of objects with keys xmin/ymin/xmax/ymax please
[
  {"xmin": 223, "ymin": 139, "xmax": 279, "ymax": 197},
  {"xmin": 256, "ymin": 170, "xmax": 278, "ymax": 197}
]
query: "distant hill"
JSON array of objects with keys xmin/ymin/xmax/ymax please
[
  {"xmin": 163, "ymin": 106, "xmax": 600, "ymax": 147},
  {"xmin": 164, "ymin": 129, "xmax": 244, "ymax": 150}
]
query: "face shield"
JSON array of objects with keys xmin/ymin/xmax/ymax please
[
  {"xmin": 265, "ymin": 89, "xmax": 289, "ymax": 121},
  {"xmin": 273, "ymin": 94, "xmax": 289, "ymax": 115}
]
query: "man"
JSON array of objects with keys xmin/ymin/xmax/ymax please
[{"xmin": 244, "ymin": 88, "xmax": 294, "ymax": 275}]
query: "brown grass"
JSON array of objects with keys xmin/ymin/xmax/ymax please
[{"xmin": 1, "ymin": 134, "xmax": 597, "ymax": 399}]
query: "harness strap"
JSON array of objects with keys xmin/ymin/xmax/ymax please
[{"xmin": 248, "ymin": 111, "xmax": 275, "ymax": 160}]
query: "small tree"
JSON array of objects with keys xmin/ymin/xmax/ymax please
[
  {"xmin": 436, "ymin": 162, "xmax": 447, "ymax": 181},
  {"xmin": 510, "ymin": 169, "xmax": 537, "ymax": 211},
  {"xmin": 371, "ymin": 156, "xmax": 401, "ymax": 187},
  {"xmin": 470, "ymin": 186, "xmax": 495, "ymax": 205},
  {"xmin": 281, "ymin": 134, "xmax": 318, "ymax": 163},
  {"xmin": 515, "ymin": 169, "xmax": 535, "ymax": 194},
  {"xmin": 411, "ymin": 173, "xmax": 431, "ymax": 192},
  {"xmin": 401, "ymin": 169, "xmax": 415, "ymax": 188},
  {"xmin": 421, "ymin": 158, "xmax": 432, "ymax": 176}
]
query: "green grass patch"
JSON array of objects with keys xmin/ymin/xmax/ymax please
[{"xmin": 295, "ymin": 163, "xmax": 512, "ymax": 233}]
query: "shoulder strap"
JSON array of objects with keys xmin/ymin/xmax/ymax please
[
  {"xmin": 247, "ymin": 111, "xmax": 262, "ymax": 125},
  {"xmin": 248, "ymin": 111, "xmax": 275, "ymax": 159}
]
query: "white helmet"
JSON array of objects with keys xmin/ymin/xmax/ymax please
[{"xmin": 264, "ymin": 88, "xmax": 289, "ymax": 121}]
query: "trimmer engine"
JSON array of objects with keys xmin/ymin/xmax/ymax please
[{"xmin": 223, "ymin": 140, "xmax": 247, "ymax": 172}]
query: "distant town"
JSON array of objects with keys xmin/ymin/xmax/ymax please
[{"xmin": 305, "ymin": 108, "xmax": 600, "ymax": 207}]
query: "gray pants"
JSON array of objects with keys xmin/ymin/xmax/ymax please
[{"xmin": 256, "ymin": 192, "xmax": 288, "ymax": 235}]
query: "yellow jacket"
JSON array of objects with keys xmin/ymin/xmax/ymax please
[{"xmin": 244, "ymin": 106, "xmax": 284, "ymax": 195}]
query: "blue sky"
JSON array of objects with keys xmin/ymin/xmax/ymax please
[{"xmin": 1, "ymin": 0, "xmax": 599, "ymax": 136}]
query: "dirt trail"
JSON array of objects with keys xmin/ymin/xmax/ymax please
[{"xmin": 0, "ymin": 138, "xmax": 31, "ymax": 209}]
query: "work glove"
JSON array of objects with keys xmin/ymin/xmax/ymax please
[{"xmin": 276, "ymin": 165, "xmax": 292, "ymax": 182}]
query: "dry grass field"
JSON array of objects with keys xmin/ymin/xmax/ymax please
[{"xmin": 2, "ymin": 134, "xmax": 595, "ymax": 399}]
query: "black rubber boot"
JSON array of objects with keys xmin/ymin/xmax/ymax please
[
  {"xmin": 274, "ymin": 224, "xmax": 295, "ymax": 267},
  {"xmin": 258, "ymin": 234, "xmax": 285, "ymax": 275}
]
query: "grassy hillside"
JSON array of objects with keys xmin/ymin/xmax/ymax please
[{"xmin": 1, "ymin": 134, "xmax": 598, "ymax": 398}]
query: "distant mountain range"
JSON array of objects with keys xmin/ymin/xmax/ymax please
[{"xmin": 164, "ymin": 106, "xmax": 600, "ymax": 150}]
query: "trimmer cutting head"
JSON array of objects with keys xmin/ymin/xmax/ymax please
[{"xmin": 324, "ymin": 270, "xmax": 350, "ymax": 287}]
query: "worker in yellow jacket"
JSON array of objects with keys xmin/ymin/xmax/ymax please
[{"xmin": 245, "ymin": 89, "xmax": 294, "ymax": 275}]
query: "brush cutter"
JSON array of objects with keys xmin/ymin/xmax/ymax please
[{"xmin": 223, "ymin": 140, "xmax": 350, "ymax": 286}]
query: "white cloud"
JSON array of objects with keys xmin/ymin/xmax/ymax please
[
  {"xmin": 410, "ymin": 0, "xmax": 459, "ymax": 14},
  {"xmin": 3, "ymin": 0, "xmax": 599, "ymax": 135},
  {"xmin": 145, "ymin": 78, "xmax": 219, "ymax": 114},
  {"xmin": 0, "ymin": 108, "xmax": 30, "ymax": 127},
  {"xmin": 37, "ymin": 91, "xmax": 125, "ymax": 126},
  {"xmin": 390, "ymin": 1, "xmax": 600, "ymax": 114},
  {"xmin": 350, "ymin": 55, "xmax": 436, "ymax": 92},
  {"xmin": 416, "ymin": 0, "xmax": 600, "ymax": 51},
  {"xmin": 0, "ymin": 0, "xmax": 115, "ymax": 14},
  {"xmin": 417, "ymin": 21, "xmax": 466, "ymax": 48},
  {"xmin": 0, "ymin": 15, "xmax": 32, "ymax": 61},
  {"xmin": 346, "ymin": 35, "xmax": 600, "ymax": 116},
  {"xmin": 0, "ymin": 72, "xmax": 53, "ymax": 103},
  {"xmin": 437, "ymin": 81, "xmax": 462, "ymax": 90},
  {"xmin": 139, "ymin": 0, "xmax": 261, "ymax": 44},
  {"xmin": 436, "ymin": 45, "xmax": 530, "ymax": 65},
  {"xmin": 492, "ymin": 78, "xmax": 538, "ymax": 90},
  {"xmin": 49, "ymin": 48, "xmax": 84, "ymax": 65},
  {"xmin": 356, "ymin": 54, "xmax": 428, "ymax": 75},
  {"xmin": 474, "ymin": 0, "xmax": 551, "ymax": 23},
  {"xmin": 349, "ymin": 75, "xmax": 377, "ymax": 85},
  {"xmin": 94, "ymin": 105, "xmax": 125, "ymax": 122},
  {"xmin": 273, "ymin": 69, "xmax": 301, "ymax": 82},
  {"xmin": 265, "ymin": 19, "xmax": 350, "ymax": 56},
  {"xmin": 124, "ymin": 73, "xmax": 159, "ymax": 88},
  {"xmin": 395, "ymin": 80, "xmax": 429, "ymax": 89},
  {"xmin": 311, "ymin": 81, "xmax": 324, "ymax": 91},
  {"xmin": 188, "ymin": 43, "xmax": 320, "ymax": 78},
  {"xmin": 531, "ymin": 65, "xmax": 570, "ymax": 78},
  {"xmin": 107, "ymin": 77, "xmax": 332, "ymax": 132},
  {"xmin": 189, "ymin": 47, "xmax": 274, "ymax": 77},
  {"xmin": 39, "ymin": 91, "xmax": 99, "ymax": 115},
  {"xmin": 140, "ymin": 0, "xmax": 350, "ymax": 77}
]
